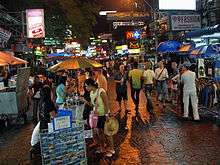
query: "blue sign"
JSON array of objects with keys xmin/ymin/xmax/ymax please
[
  {"xmin": 134, "ymin": 31, "xmax": 141, "ymax": 39},
  {"xmin": 52, "ymin": 109, "xmax": 73, "ymax": 131}
]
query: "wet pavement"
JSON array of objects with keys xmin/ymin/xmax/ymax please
[{"xmin": 1, "ymin": 80, "xmax": 220, "ymax": 165}]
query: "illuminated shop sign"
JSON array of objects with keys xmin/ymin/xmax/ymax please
[
  {"xmin": 126, "ymin": 31, "xmax": 141, "ymax": 39},
  {"xmin": 26, "ymin": 9, "xmax": 45, "ymax": 38},
  {"xmin": 128, "ymin": 49, "xmax": 140, "ymax": 54}
]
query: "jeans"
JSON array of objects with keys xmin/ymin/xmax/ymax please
[
  {"xmin": 156, "ymin": 80, "xmax": 168, "ymax": 102},
  {"xmin": 183, "ymin": 90, "xmax": 200, "ymax": 120},
  {"xmin": 144, "ymin": 84, "xmax": 154, "ymax": 114},
  {"xmin": 131, "ymin": 87, "xmax": 141, "ymax": 109}
]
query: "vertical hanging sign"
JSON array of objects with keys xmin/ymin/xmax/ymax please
[{"xmin": 26, "ymin": 9, "xmax": 45, "ymax": 38}]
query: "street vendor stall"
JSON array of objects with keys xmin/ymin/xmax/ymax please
[
  {"xmin": 31, "ymin": 56, "xmax": 99, "ymax": 163},
  {"xmin": 187, "ymin": 44, "xmax": 220, "ymax": 121},
  {"xmin": 0, "ymin": 51, "xmax": 30, "ymax": 125},
  {"xmin": 189, "ymin": 44, "xmax": 220, "ymax": 79},
  {"xmin": 39, "ymin": 90, "xmax": 91, "ymax": 164}
]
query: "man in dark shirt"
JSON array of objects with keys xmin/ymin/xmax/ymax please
[
  {"xmin": 114, "ymin": 65, "xmax": 128, "ymax": 112},
  {"xmin": 38, "ymin": 85, "xmax": 57, "ymax": 131},
  {"xmin": 31, "ymin": 75, "xmax": 43, "ymax": 123}
]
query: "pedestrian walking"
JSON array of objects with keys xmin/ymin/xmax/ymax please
[
  {"xmin": 128, "ymin": 61, "xmax": 143, "ymax": 113},
  {"xmin": 155, "ymin": 61, "xmax": 169, "ymax": 108},
  {"xmin": 142, "ymin": 62, "xmax": 155, "ymax": 119},
  {"xmin": 114, "ymin": 64, "xmax": 128, "ymax": 113},
  {"xmin": 180, "ymin": 62, "xmax": 200, "ymax": 121}
]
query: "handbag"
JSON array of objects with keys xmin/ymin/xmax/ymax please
[
  {"xmin": 89, "ymin": 88, "xmax": 100, "ymax": 128},
  {"xmin": 156, "ymin": 68, "xmax": 165, "ymax": 81}
]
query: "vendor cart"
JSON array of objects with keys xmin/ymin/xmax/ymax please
[{"xmin": 0, "ymin": 67, "xmax": 31, "ymax": 125}]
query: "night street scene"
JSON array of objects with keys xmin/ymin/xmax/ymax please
[{"xmin": 0, "ymin": 0, "xmax": 220, "ymax": 164}]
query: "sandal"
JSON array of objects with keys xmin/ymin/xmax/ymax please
[
  {"xmin": 105, "ymin": 151, "xmax": 113, "ymax": 157},
  {"xmin": 109, "ymin": 149, "xmax": 115, "ymax": 154},
  {"xmin": 95, "ymin": 150, "xmax": 102, "ymax": 154},
  {"xmin": 95, "ymin": 147, "xmax": 105, "ymax": 154}
]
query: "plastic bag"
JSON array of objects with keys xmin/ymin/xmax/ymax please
[{"xmin": 89, "ymin": 111, "xmax": 98, "ymax": 129}]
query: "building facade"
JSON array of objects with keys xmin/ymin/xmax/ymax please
[{"xmin": 200, "ymin": 0, "xmax": 220, "ymax": 27}]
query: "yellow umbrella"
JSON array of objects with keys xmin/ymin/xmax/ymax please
[{"xmin": 48, "ymin": 56, "xmax": 103, "ymax": 72}]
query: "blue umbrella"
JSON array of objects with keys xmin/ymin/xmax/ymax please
[
  {"xmin": 201, "ymin": 44, "xmax": 220, "ymax": 58},
  {"xmin": 189, "ymin": 45, "xmax": 207, "ymax": 58},
  {"xmin": 157, "ymin": 40, "xmax": 181, "ymax": 53}
]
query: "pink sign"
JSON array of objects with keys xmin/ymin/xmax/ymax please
[{"xmin": 26, "ymin": 9, "xmax": 45, "ymax": 38}]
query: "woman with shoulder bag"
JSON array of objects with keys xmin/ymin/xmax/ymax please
[
  {"xmin": 155, "ymin": 61, "xmax": 169, "ymax": 108},
  {"xmin": 84, "ymin": 78, "xmax": 115, "ymax": 157},
  {"xmin": 142, "ymin": 62, "xmax": 155, "ymax": 119}
]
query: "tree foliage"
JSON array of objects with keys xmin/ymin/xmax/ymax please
[
  {"xmin": 26, "ymin": 0, "xmax": 99, "ymax": 47},
  {"xmin": 58, "ymin": 0, "xmax": 99, "ymax": 47}
]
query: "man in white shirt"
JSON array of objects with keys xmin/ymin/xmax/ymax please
[
  {"xmin": 155, "ymin": 61, "xmax": 169, "ymax": 107},
  {"xmin": 181, "ymin": 62, "xmax": 200, "ymax": 121}
]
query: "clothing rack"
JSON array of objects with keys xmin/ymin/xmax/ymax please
[{"xmin": 197, "ymin": 78, "xmax": 219, "ymax": 108}]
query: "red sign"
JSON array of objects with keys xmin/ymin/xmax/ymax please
[{"xmin": 126, "ymin": 32, "xmax": 134, "ymax": 39}]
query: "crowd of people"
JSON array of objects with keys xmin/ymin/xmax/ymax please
[{"xmin": 29, "ymin": 58, "xmax": 201, "ymax": 158}]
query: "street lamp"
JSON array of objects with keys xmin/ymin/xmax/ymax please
[{"xmin": 99, "ymin": 11, "xmax": 117, "ymax": 16}]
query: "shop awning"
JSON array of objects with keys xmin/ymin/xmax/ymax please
[
  {"xmin": 185, "ymin": 24, "xmax": 220, "ymax": 38},
  {"xmin": 202, "ymin": 32, "xmax": 220, "ymax": 39},
  {"xmin": 0, "ymin": 51, "xmax": 28, "ymax": 65},
  {"xmin": 189, "ymin": 44, "xmax": 220, "ymax": 58}
]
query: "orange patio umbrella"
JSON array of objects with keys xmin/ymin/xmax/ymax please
[
  {"xmin": 0, "ymin": 51, "xmax": 27, "ymax": 65},
  {"xmin": 0, "ymin": 59, "xmax": 9, "ymax": 66},
  {"xmin": 48, "ymin": 56, "xmax": 103, "ymax": 72}
]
